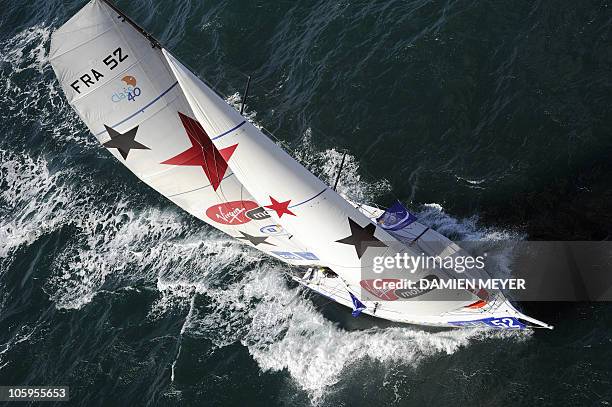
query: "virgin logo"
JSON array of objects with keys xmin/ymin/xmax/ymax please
[
  {"xmin": 206, "ymin": 200, "xmax": 259, "ymax": 225},
  {"xmin": 360, "ymin": 279, "xmax": 400, "ymax": 301}
]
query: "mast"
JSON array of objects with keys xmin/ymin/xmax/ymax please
[
  {"xmin": 332, "ymin": 151, "xmax": 347, "ymax": 191},
  {"xmin": 100, "ymin": 0, "xmax": 161, "ymax": 48},
  {"xmin": 240, "ymin": 75, "xmax": 252, "ymax": 115}
]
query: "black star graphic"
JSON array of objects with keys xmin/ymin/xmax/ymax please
[
  {"xmin": 336, "ymin": 218, "xmax": 387, "ymax": 259},
  {"xmin": 236, "ymin": 231, "xmax": 275, "ymax": 246},
  {"xmin": 103, "ymin": 125, "xmax": 150, "ymax": 160}
]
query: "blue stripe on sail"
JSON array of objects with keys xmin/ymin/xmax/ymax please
[
  {"xmin": 95, "ymin": 81, "xmax": 179, "ymax": 136},
  {"xmin": 288, "ymin": 188, "xmax": 327, "ymax": 208},
  {"xmin": 211, "ymin": 120, "xmax": 246, "ymax": 140}
]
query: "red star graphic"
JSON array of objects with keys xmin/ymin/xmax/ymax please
[
  {"xmin": 161, "ymin": 112, "xmax": 237, "ymax": 191},
  {"xmin": 264, "ymin": 196, "xmax": 296, "ymax": 218}
]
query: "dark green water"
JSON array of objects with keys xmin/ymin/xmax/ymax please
[{"xmin": 1, "ymin": 0, "xmax": 611, "ymax": 406}]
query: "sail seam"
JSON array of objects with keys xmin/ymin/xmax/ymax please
[
  {"xmin": 288, "ymin": 188, "xmax": 327, "ymax": 208},
  {"xmin": 94, "ymin": 81, "xmax": 179, "ymax": 136},
  {"xmin": 211, "ymin": 121, "xmax": 246, "ymax": 140},
  {"xmin": 49, "ymin": 27, "xmax": 112, "ymax": 61},
  {"xmin": 166, "ymin": 172, "xmax": 235, "ymax": 198}
]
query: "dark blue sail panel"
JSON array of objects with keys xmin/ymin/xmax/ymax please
[
  {"xmin": 349, "ymin": 292, "xmax": 366, "ymax": 317},
  {"xmin": 376, "ymin": 201, "xmax": 417, "ymax": 231}
]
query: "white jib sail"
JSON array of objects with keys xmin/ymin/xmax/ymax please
[{"xmin": 162, "ymin": 50, "xmax": 484, "ymax": 319}]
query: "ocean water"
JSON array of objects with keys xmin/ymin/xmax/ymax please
[{"xmin": 1, "ymin": 0, "xmax": 611, "ymax": 406}]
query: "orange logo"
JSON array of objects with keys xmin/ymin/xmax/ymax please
[{"xmin": 121, "ymin": 75, "xmax": 137, "ymax": 87}]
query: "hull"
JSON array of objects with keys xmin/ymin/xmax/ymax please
[
  {"xmin": 289, "ymin": 268, "xmax": 551, "ymax": 329},
  {"xmin": 287, "ymin": 202, "xmax": 553, "ymax": 330}
]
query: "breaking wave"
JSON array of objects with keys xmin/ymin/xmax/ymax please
[
  {"xmin": 0, "ymin": 150, "xmax": 77, "ymax": 259},
  {"xmin": 154, "ymin": 261, "xmax": 528, "ymax": 404}
]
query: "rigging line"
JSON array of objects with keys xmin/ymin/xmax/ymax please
[
  {"xmin": 240, "ymin": 75, "xmax": 252, "ymax": 116},
  {"xmin": 296, "ymin": 283, "xmax": 340, "ymax": 310},
  {"xmin": 100, "ymin": 0, "xmax": 161, "ymax": 48},
  {"xmin": 313, "ymin": 124, "xmax": 398, "ymax": 201},
  {"xmin": 166, "ymin": 173, "xmax": 235, "ymax": 198},
  {"xmin": 409, "ymin": 227, "xmax": 430, "ymax": 246}
]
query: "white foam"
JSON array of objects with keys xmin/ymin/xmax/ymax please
[
  {"xmin": 415, "ymin": 203, "xmax": 524, "ymax": 278},
  {"xmin": 455, "ymin": 175, "xmax": 486, "ymax": 188},
  {"xmin": 47, "ymin": 206, "xmax": 193, "ymax": 309},
  {"xmin": 293, "ymin": 128, "xmax": 392, "ymax": 203},
  {"xmin": 173, "ymin": 265, "xmax": 529, "ymax": 404},
  {"xmin": 0, "ymin": 148, "xmax": 527, "ymax": 404},
  {"xmin": 0, "ymin": 150, "xmax": 76, "ymax": 258},
  {"xmin": 417, "ymin": 202, "xmax": 523, "ymax": 241},
  {"xmin": 0, "ymin": 24, "xmax": 96, "ymax": 149},
  {"xmin": 226, "ymin": 92, "xmax": 260, "ymax": 128},
  {"xmin": 0, "ymin": 25, "xmax": 49, "ymax": 74},
  {"xmin": 0, "ymin": 323, "xmax": 38, "ymax": 372},
  {"xmin": 0, "ymin": 140, "xmax": 525, "ymax": 404}
]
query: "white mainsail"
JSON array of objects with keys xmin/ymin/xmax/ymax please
[
  {"xmin": 161, "ymin": 50, "xmax": 554, "ymax": 328},
  {"xmin": 49, "ymin": 0, "xmax": 324, "ymax": 266}
]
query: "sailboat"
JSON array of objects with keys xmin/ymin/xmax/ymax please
[{"xmin": 49, "ymin": 0, "xmax": 552, "ymax": 329}]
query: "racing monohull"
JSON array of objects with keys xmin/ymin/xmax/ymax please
[{"xmin": 49, "ymin": 0, "xmax": 552, "ymax": 329}]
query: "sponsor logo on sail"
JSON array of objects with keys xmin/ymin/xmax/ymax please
[
  {"xmin": 246, "ymin": 206, "xmax": 271, "ymax": 221},
  {"xmin": 111, "ymin": 75, "xmax": 142, "ymax": 103},
  {"xmin": 394, "ymin": 275, "xmax": 438, "ymax": 299},
  {"xmin": 359, "ymin": 279, "xmax": 400, "ymax": 301},
  {"xmin": 295, "ymin": 252, "xmax": 319, "ymax": 260},
  {"xmin": 270, "ymin": 251, "xmax": 319, "ymax": 260},
  {"xmin": 360, "ymin": 276, "xmax": 439, "ymax": 301},
  {"xmin": 260, "ymin": 224, "xmax": 285, "ymax": 235},
  {"xmin": 206, "ymin": 200, "xmax": 259, "ymax": 225},
  {"xmin": 272, "ymin": 251, "xmax": 303, "ymax": 260}
]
